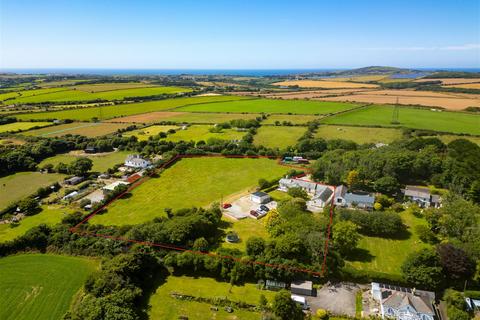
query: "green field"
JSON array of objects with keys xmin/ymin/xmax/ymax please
[
  {"xmin": 0, "ymin": 254, "xmax": 97, "ymax": 320},
  {"xmin": 0, "ymin": 205, "xmax": 73, "ymax": 243},
  {"xmin": 14, "ymin": 96, "xmax": 250, "ymax": 121},
  {"xmin": 21, "ymin": 122, "xmax": 131, "ymax": 137},
  {"xmin": 0, "ymin": 88, "xmax": 69, "ymax": 102},
  {"xmin": 322, "ymin": 105, "xmax": 480, "ymax": 135},
  {"xmin": 38, "ymin": 150, "xmax": 131, "ymax": 173},
  {"xmin": 428, "ymin": 134, "xmax": 480, "ymax": 145},
  {"xmin": 165, "ymin": 125, "xmax": 246, "ymax": 143},
  {"xmin": 2, "ymin": 86, "xmax": 191, "ymax": 104},
  {"xmin": 315, "ymin": 125, "xmax": 403, "ymax": 144},
  {"xmin": 254, "ymin": 126, "xmax": 307, "ymax": 149},
  {"xmin": 148, "ymin": 275, "xmax": 275, "ymax": 320},
  {"xmin": 0, "ymin": 122, "xmax": 52, "ymax": 133},
  {"xmin": 263, "ymin": 114, "xmax": 320, "ymax": 125},
  {"xmin": 176, "ymin": 99, "xmax": 359, "ymax": 114},
  {"xmin": 221, "ymin": 217, "xmax": 269, "ymax": 251},
  {"xmin": 0, "ymin": 172, "xmax": 65, "ymax": 211},
  {"xmin": 91, "ymin": 157, "xmax": 288, "ymax": 225},
  {"xmin": 165, "ymin": 112, "xmax": 260, "ymax": 124},
  {"xmin": 345, "ymin": 210, "xmax": 431, "ymax": 275},
  {"xmin": 123, "ymin": 125, "xmax": 180, "ymax": 140}
]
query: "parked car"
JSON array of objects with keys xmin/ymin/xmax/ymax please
[
  {"xmin": 250, "ymin": 210, "xmax": 259, "ymax": 217},
  {"xmin": 260, "ymin": 205, "xmax": 270, "ymax": 212},
  {"xmin": 222, "ymin": 203, "xmax": 232, "ymax": 209}
]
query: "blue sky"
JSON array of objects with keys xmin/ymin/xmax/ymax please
[{"xmin": 1, "ymin": 0, "xmax": 479, "ymax": 69}]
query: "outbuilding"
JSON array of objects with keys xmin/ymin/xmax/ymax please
[
  {"xmin": 250, "ymin": 191, "xmax": 271, "ymax": 204},
  {"xmin": 291, "ymin": 280, "xmax": 314, "ymax": 296}
]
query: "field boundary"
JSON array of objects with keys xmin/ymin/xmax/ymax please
[{"xmin": 70, "ymin": 153, "xmax": 336, "ymax": 277}]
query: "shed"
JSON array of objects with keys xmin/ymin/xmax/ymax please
[
  {"xmin": 250, "ymin": 191, "xmax": 271, "ymax": 204},
  {"xmin": 265, "ymin": 280, "xmax": 287, "ymax": 291},
  {"xmin": 64, "ymin": 176, "xmax": 84, "ymax": 185},
  {"xmin": 291, "ymin": 280, "xmax": 314, "ymax": 296}
]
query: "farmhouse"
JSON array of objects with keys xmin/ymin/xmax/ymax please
[
  {"xmin": 371, "ymin": 282, "xmax": 436, "ymax": 320},
  {"xmin": 279, "ymin": 177, "xmax": 334, "ymax": 209},
  {"xmin": 402, "ymin": 186, "xmax": 441, "ymax": 208},
  {"xmin": 250, "ymin": 191, "xmax": 271, "ymax": 204},
  {"xmin": 124, "ymin": 155, "xmax": 151, "ymax": 169},
  {"xmin": 335, "ymin": 185, "xmax": 375, "ymax": 210}
]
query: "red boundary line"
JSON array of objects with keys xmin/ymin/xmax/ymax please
[{"xmin": 69, "ymin": 154, "xmax": 336, "ymax": 277}]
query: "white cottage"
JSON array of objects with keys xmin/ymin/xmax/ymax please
[{"xmin": 124, "ymin": 155, "xmax": 151, "ymax": 169}]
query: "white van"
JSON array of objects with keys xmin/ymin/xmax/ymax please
[{"xmin": 291, "ymin": 294, "xmax": 309, "ymax": 310}]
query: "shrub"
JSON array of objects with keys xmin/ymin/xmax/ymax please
[{"xmin": 315, "ymin": 309, "xmax": 329, "ymax": 320}]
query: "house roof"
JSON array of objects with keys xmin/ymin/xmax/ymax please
[
  {"xmin": 313, "ymin": 187, "xmax": 334, "ymax": 202},
  {"xmin": 382, "ymin": 291, "xmax": 435, "ymax": 315},
  {"xmin": 404, "ymin": 185, "xmax": 431, "ymax": 199},
  {"xmin": 335, "ymin": 185, "xmax": 347, "ymax": 198},
  {"xmin": 344, "ymin": 192, "xmax": 375, "ymax": 205},
  {"xmin": 291, "ymin": 280, "xmax": 313, "ymax": 290},
  {"xmin": 252, "ymin": 191, "xmax": 269, "ymax": 198}
]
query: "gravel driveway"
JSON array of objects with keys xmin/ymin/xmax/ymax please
[{"xmin": 306, "ymin": 282, "xmax": 360, "ymax": 317}]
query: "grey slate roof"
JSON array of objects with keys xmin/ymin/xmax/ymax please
[
  {"xmin": 252, "ymin": 191, "xmax": 269, "ymax": 198},
  {"xmin": 344, "ymin": 192, "xmax": 375, "ymax": 205},
  {"xmin": 383, "ymin": 291, "xmax": 435, "ymax": 315},
  {"xmin": 404, "ymin": 186, "xmax": 431, "ymax": 199}
]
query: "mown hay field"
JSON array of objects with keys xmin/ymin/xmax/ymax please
[
  {"xmin": 2, "ymin": 86, "xmax": 192, "ymax": 104},
  {"xmin": 315, "ymin": 125, "xmax": 403, "ymax": 144},
  {"xmin": 415, "ymin": 78, "xmax": 480, "ymax": 85},
  {"xmin": 21, "ymin": 122, "xmax": 131, "ymax": 137},
  {"xmin": 148, "ymin": 275, "xmax": 275, "ymax": 320},
  {"xmin": 176, "ymin": 98, "xmax": 359, "ymax": 114},
  {"xmin": 14, "ymin": 96, "xmax": 250, "ymax": 121},
  {"xmin": 321, "ymin": 105, "xmax": 480, "ymax": 135},
  {"xmin": 91, "ymin": 157, "xmax": 288, "ymax": 225},
  {"xmin": 253, "ymin": 126, "xmax": 307, "ymax": 149},
  {"xmin": 273, "ymin": 79, "xmax": 378, "ymax": 88},
  {"xmin": 0, "ymin": 121, "xmax": 52, "ymax": 133},
  {"xmin": 321, "ymin": 93, "xmax": 480, "ymax": 110},
  {"xmin": 38, "ymin": 150, "xmax": 131, "ymax": 173},
  {"xmin": 0, "ymin": 254, "xmax": 97, "ymax": 320},
  {"xmin": 0, "ymin": 172, "xmax": 65, "ymax": 211}
]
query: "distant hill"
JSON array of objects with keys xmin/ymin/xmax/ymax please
[{"xmin": 336, "ymin": 66, "xmax": 422, "ymax": 75}]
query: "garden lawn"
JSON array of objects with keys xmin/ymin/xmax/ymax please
[
  {"xmin": 321, "ymin": 105, "xmax": 480, "ymax": 135},
  {"xmin": 91, "ymin": 157, "xmax": 288, "ymax": 225},
  {"xmin": 263, "ymin": 114, "xmax": 320, "ymax": 125},
  {"xmin": 38, "ymin": 150, "xmax": 131, "ymax": 173},
  {"xmin": 0, "ymin": 205, "xmax": 74, "ymax": 243},
  {"xmin": 254, "ymin": 126, "xmax": 307, "ymax": 149},
  {"xmin": 221, "ymin": 217, "xmax": 269, "ymax": 251},
  {"xmin": 176, "ymin": 99, "xmax": 359, "ymax": 114},
  {"xmin": 123, "ymin": 125, "xmax": 180, "ymax": 141},
  {"xmin": 165, "ymin": 125, "xmax": 246, "ymax": 142},
  {"xmin": 148, "ymin": 275, "xmax": 275, "ymax": 320},
  {"xmin": 345, "ymin": 210, "xmax": 431, "ymax": 275},
  {"xmin": 0, "ymin": 172, "xmax": 65, "ymax": 211},
  {"xmin": 0, "ymin": 122, "xmax": 52, "ymax": 133},
  {"xmin": 315, "ymin": 125, "xmax": 403, "ymax": 144},
  {"xmin": 14, "ymin": 96, "xmax": 249, "ymax": 121},
  {"xmin": 21, "ymin": 122, "xmax": 131, "ymax": 137},
  {"xmin": 4, "ymin": 86, "xmax": 192, "ymax": 104},
  {"xmin": 0, "ymin": 254, "xmax": 98, "ymax": 320}
]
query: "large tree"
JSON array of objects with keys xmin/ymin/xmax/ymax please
[
  {"xmin": 272, "ymin": 290, "xmax": 304, "ymax": 320},
  {"xmin": 332, "ymin": 220, "xmax": 360, "ymax": 256},
  {"xmin": 401, "ymin": 248, "xmax": 444, "ymax": 290}
]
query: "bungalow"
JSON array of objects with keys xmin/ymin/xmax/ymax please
[
  {"xmin": 250, "ymin": 191, "xmax": 271, "ymax": 204},
  {"xmin": 64, "ymin": 176, "xmax": 84, "ymax": 186},
  {"xmin": 335, "ymin": 185, "xmax": 375, "ymax": 210},
  {"xmin": 124, "ymin": 155, "xmax": 151, "ymax": 169},
  {"xmin": 403, "ymin": 186, "xmax": 441, "ymax": 208},
  {"xmin": 371, "ymin": 282, "xmax": 436, "ymax": 320}
]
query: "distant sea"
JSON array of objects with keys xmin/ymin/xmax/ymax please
[{"xmin": 1, "ymin": 68, "xmax": 479, "ymax": 76}]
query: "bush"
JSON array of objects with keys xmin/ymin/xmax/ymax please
[
  {"xmin": 415, "ymin": 225, "xmax": 437, "ymax": 243},
  {"xmin": 338, "ymin": 209, "xmax": 405, "ymax": 236},
  {"xmin": 315, "ymin": 309, "xmax": 329, "ymax": 320}
]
